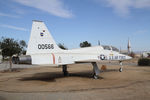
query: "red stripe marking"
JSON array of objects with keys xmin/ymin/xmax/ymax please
[{"xmin": 52, "ymin": 53, "xmax": 55, "ymax": 64}]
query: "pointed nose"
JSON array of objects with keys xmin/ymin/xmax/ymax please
[{"xmin": 126, "ymin": 55, "xmax": 132, "ymax": 60}]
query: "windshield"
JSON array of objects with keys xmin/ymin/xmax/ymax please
[
  {"xmin": 102, "ymin": 45, "xmax": 111, "ymax": 50},
  {"xmin": 111, "ymin": 46, "xmax": 119, "ymax": 52},
  {"xmin": 102, "ymin": 45, "xmax": 119, "ymax": 52}
]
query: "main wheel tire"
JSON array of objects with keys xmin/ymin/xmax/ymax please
[{"xmin": 64, "ymin": 71, "xmax": 69, "ymax": 76}]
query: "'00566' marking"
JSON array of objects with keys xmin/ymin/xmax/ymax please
[{"xmin": 38, "ymin": 44, "xmax": 54, "ymax": 49}]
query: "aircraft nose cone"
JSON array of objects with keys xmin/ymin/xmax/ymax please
[{"xmin": 126, "ymin": 55, "xmax": 132, "ymax": 60}]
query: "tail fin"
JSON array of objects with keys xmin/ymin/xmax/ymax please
[{"xmin": 26, "ymin": 20, "xmax": 62, "ymax": 55}]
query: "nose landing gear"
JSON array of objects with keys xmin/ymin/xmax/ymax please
[{"xmin": 119, "ymin": 61, "xmax": 123, "ymax": 72}]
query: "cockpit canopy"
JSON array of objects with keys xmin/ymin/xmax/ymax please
[{"xmin": 102, "ymin": 45, "xmax": 119, "ymax": 52}]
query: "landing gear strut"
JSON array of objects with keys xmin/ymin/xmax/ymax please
[
  {"xmin": 119, "ymin": 61, "xmax": 123, "ymax": 72},
  {"xmin": 62, "ymin": 65, "xmax": 68, "ymax": 76},
  {"xmin": 92, "ymin": 62, "xmax": 100, "ymax": 79}
]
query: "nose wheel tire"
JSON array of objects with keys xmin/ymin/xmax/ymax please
[{"xmin": 119, "ymin": 68, "xmax": 123, "ymax": 72}]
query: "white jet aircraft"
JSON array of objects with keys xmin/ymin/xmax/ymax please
[{"xmin": 17, "ymin": 20, "xmax": 132, "ymax": 79}]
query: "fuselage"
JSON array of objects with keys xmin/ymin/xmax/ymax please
[{"xmin": 30, "ymin": 46, "xmax": 131, "ymax": 66}]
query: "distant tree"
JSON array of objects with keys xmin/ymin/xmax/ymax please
[
  {"xmin": 19, "ymin": 40, "xmax": 27, "ymax": 48},
  {"xmin": 147, "ymin": 53, "xmax": 150, "ymax": 58},
  {"xmin": 138, "ymin": 58, "xmax": 150, "ymax": 66},
  {"xmin": 0, "ymin": 41, "xmax": 1, "ymax": 49},
  {"xmin": 0, "ymin": 37, "xmax": 27, "ymax": 71},
  {"xmin": 80, "ymin": 41, "xmax": 91, "ymax": 48},
  {"xmin": 19, "ymin": 40, "xmax": 27, "ymax": 55},
  {"xmin": 58, "ymin": 43, "xmax": 68, "ymax": 50},
  {"xmin": 22, "ymin": 50, "xmax": 26, "ymax": 55},
  {"xmin": 0, "ymin": 40, "xmax": 2, "ymax": 55}
]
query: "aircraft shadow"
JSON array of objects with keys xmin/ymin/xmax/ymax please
[
  {"xmin": 101, "ymin": 69, "xmax": 119, "ymax": 72},
  {"xmin": 0, "ymin": 96, "xmax": 6, "ymax": 100},
  {"xmin": 19, "ymin": 69, "xmax": 119, "ymax": 82},
  {"xmin": 19, "ymin": 71, "xmax": 104, "ymax": 82}
]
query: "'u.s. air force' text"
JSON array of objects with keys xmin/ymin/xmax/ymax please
[
  {"xmin": 98, "ymin": 55, "xmax": 126, "ymax": 60},
  {"xmin": 108, "ymin": 56, "xmax": 126, "ymax": 60}
]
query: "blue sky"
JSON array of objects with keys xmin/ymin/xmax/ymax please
[{"xmin": 0, "ymin": 0, "xmax": 150, "ymax": 51}]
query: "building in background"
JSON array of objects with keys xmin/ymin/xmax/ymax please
[{"xmin": 142, "ymin": 52, "xmax": 150, "ymax": 58}]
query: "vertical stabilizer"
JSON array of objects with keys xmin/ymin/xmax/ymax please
[{"xmin": 27, "ymin": 20, "xmax": 62, "ymax": 55}]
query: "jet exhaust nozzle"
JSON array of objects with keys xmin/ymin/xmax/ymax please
[
  {"xmin": 12, "ymin": 55, "xmax": 32, "ymax": 64},
  {"xmin": 19, "ymin": 55, "xmax": 32, "ymax": 64}
]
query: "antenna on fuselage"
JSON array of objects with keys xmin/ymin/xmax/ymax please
[{"xmin": 98, "ymin": 40, "xmax": 101, "ymax": 46}]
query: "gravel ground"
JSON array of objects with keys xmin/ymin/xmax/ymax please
[{"xmin": 0, "ymin": 59, "xmax": 150, "ymax": 100}]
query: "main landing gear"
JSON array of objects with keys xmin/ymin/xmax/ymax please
[
  {"xmin": 62, "ymin": 63, "xmax": 100, "ymax": 79},
  {"xmin": 62, "ymin": 65, "xmax": 68, "ymax": 76}
]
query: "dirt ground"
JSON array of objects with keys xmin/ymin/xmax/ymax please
[{"xmin": 0, "ymin": 60, "xmax": 150, "ymax": 100}]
